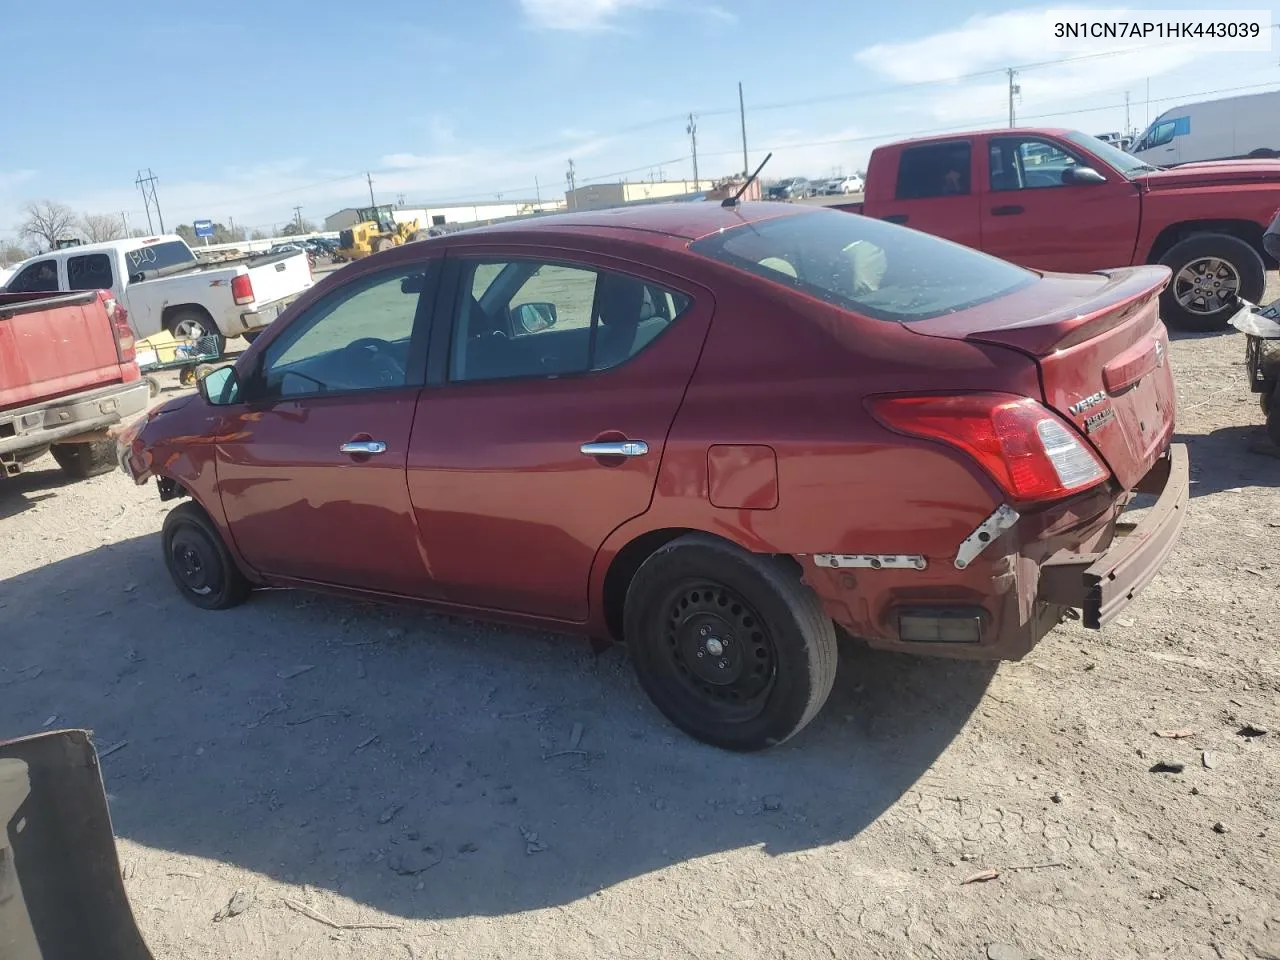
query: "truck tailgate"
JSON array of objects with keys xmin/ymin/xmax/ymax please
[
  {"xmin": 0, "ymin": 291, "xmax": 123, "ymax": 411},
  {"xmin": 245, "ymin": 252, "xmax": 312, "ymax": 305}
]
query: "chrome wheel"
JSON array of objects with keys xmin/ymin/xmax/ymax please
[
  {"xmin": 1173, "ymin": 257, "xmax": 1241, "ymax": 316},
  {"xmin": 173, "ymin": 316, "xmax": 209, "ymax": 339}
]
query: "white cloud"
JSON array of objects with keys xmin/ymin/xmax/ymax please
[{"xmin": 519, "ymin": 0, "xmax": 658, "ymax": 32}]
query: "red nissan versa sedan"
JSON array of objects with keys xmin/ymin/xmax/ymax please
[{"xmin": 118, "ymin": 201, "xmax": 1188, "ymax": 751}]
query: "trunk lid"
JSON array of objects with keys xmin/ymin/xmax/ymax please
[
  {"xmin": 909, "ymin": 266, "xmax": 1176, "ymax": 491},
  {"xmin": 0, "ymin": 290, "xmax": 124, "ymax": 411},
  {"xmin": 241, "ymin": 251, "xmax": 313, "ymax": 306}
]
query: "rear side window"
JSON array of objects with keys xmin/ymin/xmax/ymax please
[
  {"xmin": 122, "ymin": 240, "xmax": 195, "ymax": 278},
  {"xmin": 690, "ymin": 208, "xmax": 1035, "ymax": 323},
  {"xmin": 6, "ymin": 259, "xmax": 59, "ymax": 293},
  {"xmin": 895, "ymin": 142, "xmax": 972, "ymax": 199},
  {"xmin": 68, "ymin": 253, "xmax": 114, "ymax": 290}
]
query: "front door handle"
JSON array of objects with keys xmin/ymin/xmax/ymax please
[
  {"xmin": 340, "ymin": 440, "xmax": 387, "ymax": 455},
  {"xmin": 990, "ymin": 204, "xmax": 1024, "ymax": 216},
  {"xmin": 580, "ymin": 440, "xmax": 648, "ymax": 458}
]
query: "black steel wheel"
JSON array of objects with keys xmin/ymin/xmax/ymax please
[
  {"xmin": 161, "ymin": 502, "xmax": 251, "ymax": 610},
  {"xmin": 624, "ymin": 534, "xmax": 838, "ymax": 751}
]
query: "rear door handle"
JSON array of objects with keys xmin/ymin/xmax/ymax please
[
  {"xmin": 882, "ymin": 214, "xmax": 909, "ymax": 224},
  {"xmin": 580, "ymin": 440, "xmax": 648, "ymax": 458},
  {"xmin": 340, "ymin": 440, "xmax": 387, "ymax": 455},
  {"xmin": 990, "ymin": 205, "xmax": 1024, "ymax": 216}
]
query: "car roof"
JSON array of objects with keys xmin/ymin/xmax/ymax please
[
  {"xmin": 443, "ymin": 200, "xmax": 809, "ymax": 244},
  {"xmin": 20, "ymin": 235, "xmax": 184, "ymax": 260},
  {"xmin": 889, "ymin": 127, "xmax": 1076, "ymax": 148}
]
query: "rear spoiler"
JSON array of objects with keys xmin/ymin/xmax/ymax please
[{"xmin": 0, "ymin": 730, "xmax": 153, "ymax": 960}]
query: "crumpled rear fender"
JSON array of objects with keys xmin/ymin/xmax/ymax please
[{"xmin": 0, "ymin": 730, "xmax": 152, "ymax": 960}]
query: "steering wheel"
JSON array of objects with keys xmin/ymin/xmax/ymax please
[{"xmin": 345, "ymin": 337, "xmax": 405, "ymax": 384}]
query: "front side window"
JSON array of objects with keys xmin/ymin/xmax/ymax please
[
  {"xmin": 895, "ymin": 142, "xmax": 972, "ymax": 199},
  {"xmin": 258, "ymin": 265, "xmax": 428, "ymax": 399},
  {"xmin": 6, "ymin": 259, "xmax": 59, "ymax": 293},
  {"xmin": 988, "ymin": 138, "xmax": 1086, "ymax": 191},
  {"xmin": 450, "ymin": 259, "xmax": 690, "ymax": 382},
  {"xmin": 67, "ymin": 253, "xmax": 114, "ymax": 290},
  {"xmin": 691, "ymin": 208, "xmax": 1035, "ymax": 324}
]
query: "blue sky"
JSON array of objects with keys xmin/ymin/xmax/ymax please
[{"xmin": 2, "ymin": 0, "xmax": 1277, "ymax": 239}]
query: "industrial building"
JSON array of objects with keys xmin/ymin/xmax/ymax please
[
  {"xmin": 564, "ymin": 179, "xmax": 717, "ymax": 212},
  {"xmin": 324, "ymin": 198, "xmax": 565, "ymax": 233}
]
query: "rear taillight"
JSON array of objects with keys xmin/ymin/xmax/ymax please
[
  {"xmin": 868, "ymin": 393, "xmax": 1109, "ymax": 503},
  {"xmin": 104, "ymin": 296, "xmax": 135, "ymax": 363},
  {"xmin": 231, "ymin": 273, "xmax": 254, "ymax": 305}
]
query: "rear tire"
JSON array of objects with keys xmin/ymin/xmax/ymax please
[
  {"xmin": 161, "ymin": 502, "xmax": 251, "ymax": 610},
  {"xmin": 50, "ymin": 440, "xmax": 116, "ymax": 480},
  {"xmin": 623, "ymin": 534, "xmax": 838, "ymax": 751},
  {"xmin": 166, "ymin": 308, "xmax": 226, "ymax": 358},
  {"xmin": 1158, "ymin": 234, "xmax": 1265, "ymax": 332}
]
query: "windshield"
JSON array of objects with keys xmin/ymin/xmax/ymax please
[
  {"xmin": 691, "ymin": 208, "xmax": 1036, "ymax": 323},
  {"xmin": 123, "ymin": 240, "xmax": 196, "ymax": 276},
  {"xmin": 1064, "ymin": 131, "xmax": 1158, "ymax": 176}
]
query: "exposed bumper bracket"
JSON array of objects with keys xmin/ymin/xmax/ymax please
[
  {"xmin": 813, "ymin": 554, "xmax": 927, "ymax": 571},
  {"xmin": 954, "ymin": 504, "xmax": 1021, "ymax": 570}
]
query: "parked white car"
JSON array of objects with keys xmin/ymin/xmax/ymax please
[
  {"xmin": 829, "ymin": 174, "xmax": 865, "ymax": 195},
  {"xmin": 2, "ymin": 235, "xmax": 314, "ymax": 353}
]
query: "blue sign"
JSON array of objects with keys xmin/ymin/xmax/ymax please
[{"xmin": 193, "ymin": 219, "xmax": 215, "ymax": 238}]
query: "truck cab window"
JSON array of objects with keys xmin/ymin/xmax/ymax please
[
  {"xmin": 895, "ymin": 143, "xmax": 972, "ymax": 200},
  {"xmin": 7, "ymin": 260, "xmax": 59, "ymax": 293},
  {"xmin": 67, "ymin": 254, "xmax": 114, "ymax": 291},
  {"xmin": 989, "ymin": 138, "xmax": 1085, "ymax": 191}
]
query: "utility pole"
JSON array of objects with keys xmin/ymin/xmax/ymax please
[
  {"xmin": 396, "ymin": 193, "xmax": 406, "ymax": 207},
  {"xmin": 1124, "ymin": 90, "xmax": 1131, "ymax": 138},
  {"xmin": 738, "ymin": 81, "xmax": 749, "ymax": 176},
  {"xmin": 565, "ymin": 159, "xmax": 576, "ymax": 210},
  {"xmin": 293, "ymin": 206, "xmax": 303, "ymax": 232},
  {"xmin": 535, "ymin": 175, "xmax": 541, "ymax": 205},
  {"xmin": 135, "ymin": 168, "xmax": 164, "ymax": 233},
  {"xmin": 366, "ymin": 171, "xmax": 377, "ymax": 208},
  {"xmin": 1007, "ymin": 68, "xmax": 1020, "ymax": 128},
  {"xmin": 120, "ymin": 211, "xmax": 130, "ymax": 236},
  {"xmin": 228, "ymin": 215, "xmax": 236, "ymax": 238},
  {"xmin": 687, "ymin": 113, "xmax": 699, "ymax": 188}
]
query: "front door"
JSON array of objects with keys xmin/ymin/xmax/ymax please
[
  {"xmin": 407, "ymin": 252, "xmax": 713, "ymax": 621},
  {"xmin": 980, "ymin": 135, "xmax": 1141, "ymax": 273},
  {"xmin": 872, "ymin": 139, "xmax": 982, "ymax": 249},
  {"xmin": 215, "ymin": 259, "xmax": 440, "ymax": 596}
]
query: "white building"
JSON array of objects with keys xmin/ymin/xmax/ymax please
[
  {"xmin": 564, "ymin": 179, "xmax": 717, "ymax": 212},
  {"xmin": 324, "ymin": 199, "xmax": 565, "ymax": 233}
]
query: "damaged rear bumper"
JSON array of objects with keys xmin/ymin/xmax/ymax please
[{"xmin": 1038, "ymin": 443, "xmax": 1189, "ymax": 629}]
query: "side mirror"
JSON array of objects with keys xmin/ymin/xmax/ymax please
[
  {"xmin": 400, "ymin": 273, "xmax": 426, "ymax": 294},
  {"xmin": 198, "ymin": 365, "xmax": 241, "ymax": 406},
  {"xmin": 1063, "ymin": 166, "xmax": 1107, "ymax": 185},
  {"xmin": 513, "ymin": 301, "xmax": 557, "ymax": 334}
]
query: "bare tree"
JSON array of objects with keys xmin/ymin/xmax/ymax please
[
  {"xmin": 249, "ymin": 229, "xmax": 267, "ymax": 241},
  {"xmin": 1, "ymin": 242, "xmax": 30, "ymax": 266},
  {"xmin": 80, "ymin": 212, "xmax": 125, "ymax": 243},
  {"xmin": 19, "ymin": 200, "xmax": 78, "ymax": 250}
]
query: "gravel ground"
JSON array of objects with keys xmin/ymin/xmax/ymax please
[{"xmin": 2, "ymin": 279, "xmax": 1278, "ymax": 960}]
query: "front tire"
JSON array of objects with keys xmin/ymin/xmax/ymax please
[
  {"xmin": 623, "ymin": 534, "xmax": 838, "ymax": 751},
  {"xmin": 162, "ymin": 502, "xmax": 251, "ymax": 610},
  {"xmin": 1158, "ymin": 234, "xmax": 1265, "ymax": 332},
  {"xmin": 50, "ymin": 440, "xmax": 116, "ymax": 479}
]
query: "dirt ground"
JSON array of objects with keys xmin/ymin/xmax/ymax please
[{"xmin": 2, "ymin": 278, "xmax": 1278, "ymax": 960}]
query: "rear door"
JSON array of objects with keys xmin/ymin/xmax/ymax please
[
  {"xmin": 870, "ymin": 140, "xmax": 982, "ymax": 248},
  {"xmin": 215, "ymin": 258, "xmax": 441, "ymax": 595},
  {"xmin": 406, "ymin": 249, "xmax": 713, "ymax": 621},
  {"xmin": 980, "ymin": 135, "xmax": 1141, "ymax": 273}
]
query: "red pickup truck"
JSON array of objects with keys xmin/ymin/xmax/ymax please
[
  {"xmin": 836, "ymin": 128, "xmax": 1280, "ymax": 331},
  {"xmin": 0, "ymin": 289, "xmax": 149, "ymax": 480}
]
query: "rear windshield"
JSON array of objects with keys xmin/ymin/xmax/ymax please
[
  {"xmin": 690, "ymin": 209, "xmax": 1036, "ymax": 323},
  {"xmin": 122, "ymin": 240, "xmax": 195, "ymax": 277}
]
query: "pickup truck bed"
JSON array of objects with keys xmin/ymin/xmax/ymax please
[{"xmin": 0, "ymin": 289, "xmax": 148, "ymax": 480}]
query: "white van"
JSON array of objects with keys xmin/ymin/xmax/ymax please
[{"xmin": 1131, "ymin": 90, "xmax": 1280, "ymax": 167}]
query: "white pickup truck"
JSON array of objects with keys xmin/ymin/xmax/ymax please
[{"xmin": 1, "ymin": 235, "xmax": 314, "ymax": 355}]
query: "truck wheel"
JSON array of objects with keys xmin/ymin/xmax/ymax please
[
  {"xmin": 623, "ymin": 534, "xmax": 838, "ymax": 751},
  {"xmin": 166, "ymin": 308, "xmax": 226, "ymax": 358},
  {"xmin": 162, "ymin": 502, "xmax": 251, "ymax": 610},
  {"xmin": 50, "ymin": 440, "xmax": 117, "ymax": 480},
  {"xmin": 1159, "ymin": 234, "xmax": 1265, "ymax": 332}
]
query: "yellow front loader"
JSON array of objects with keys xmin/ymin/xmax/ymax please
[{"xmin": 336, "ymin": 204, "xmax": 420, "ymax": 260}]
